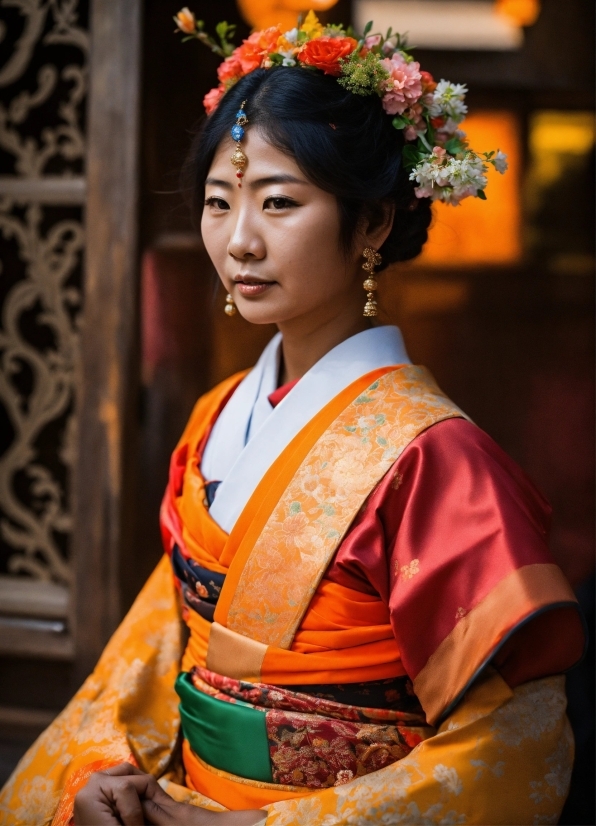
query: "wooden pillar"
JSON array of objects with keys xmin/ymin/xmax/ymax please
[{"xmin": 72, "ymin": 0, "xmax": 142, "ymax": 679}]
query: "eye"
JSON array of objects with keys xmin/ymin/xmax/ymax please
[
  {"xmin": 204, "ymin": 196, "xmax": 229, "ymax": 211},
  {"xmin": 263, "ymin": 196, "xmax": 296, "ymax": 211}
]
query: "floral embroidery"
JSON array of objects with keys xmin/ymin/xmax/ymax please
[
  {"xmin": 455, "ymin": 606, "xmax": 467, "ymax": 620},
  {"xmin": 400, "ymin": 559, "xmax": 420, "ymax": 580},
  {"xmin": 265, "ymin": 674, "xmax": 571, "ymax": 826},
  {"xmin": 491, "ymin": 677, "xmax": 566, "ymax": 747},
  {"xmin": 391, "ymin": 470, "xmax": 403, "ymax": 490},
  {"xmin": 433, "ymin": 764, "xmax": 463, "ymax": 795}
]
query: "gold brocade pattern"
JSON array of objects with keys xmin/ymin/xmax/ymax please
[
  {"xmin": 263, "ymin": 672, "xmax": 573, "ymax": 825},
  {"xmin": 0, "ymin": 556, "xmax": 185, "ymax": 826},
  {"xmin": 226, "ymin": 366, "xmax": 465, "ymax": 648}
]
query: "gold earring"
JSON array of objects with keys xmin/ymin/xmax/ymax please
[
  {"xmin": 362, "ymin": 247, "xmax": 382, "ymax": 317},
  {"xmin": 224, "ymin": 293, "xmax": 237, "ymax": 316}
]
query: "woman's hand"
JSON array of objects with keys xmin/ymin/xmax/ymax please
[{"xmin": 73, "ymin": 761, "xmax": 267, "ymax": 825}]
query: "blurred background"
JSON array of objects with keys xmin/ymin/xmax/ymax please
[{"xmin": 0, "ymin": 0, "xmax": 593, "ymax": 820}]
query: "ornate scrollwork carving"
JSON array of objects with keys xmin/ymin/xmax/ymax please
[{"xmin": 0, "ymin": 0, "xmax": 88, "ymax": 584}]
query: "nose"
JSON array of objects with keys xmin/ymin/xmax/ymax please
[{"xmin": 227, "ymin": 208, "xmax": 266, "ymax": 261}]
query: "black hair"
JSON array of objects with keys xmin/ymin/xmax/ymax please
[{"xmin": 184, "ymin": 67, "xmax": 432, "ymax": 269}]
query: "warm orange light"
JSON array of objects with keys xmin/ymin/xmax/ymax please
[
  {"xmin": 417, "ymin": 111, "xmax": 522, "ymax": 268},
  {"xmin": 237, "ymin": 0, "xmax": 339, "ymax": 31},
  {"xmin": 495, "ymin": 0, "xmax": 540, "ymax": 27}
]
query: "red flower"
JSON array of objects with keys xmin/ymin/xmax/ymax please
[
  {"xmin": 298, "ymin": 36, "xmax": 357, "ymax": 76},
  {"xmin": 420, "ymin": 70, "xmax": 437, "ymax": 94},
  {"xmin": 203, "ymin": 85, "xmax": 225, "ymax": 115}
]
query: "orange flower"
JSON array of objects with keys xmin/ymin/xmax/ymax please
[
  {"xmin": 217, "ymin": 53, "xmax": 243, "ymax": 83},
  {"xmin": 236, "ymin": 26, "xmax": 282, "ymax": 73},
  {"xmin": 174, "ymin": 7, "xmax": 196, "ymax": 35},
  {"xmin": 420, "ymin": 70, "xmax": 437, "ymax": 94},
  {"xmin": 298, "ymin": 36, "xmax": 357, "ymax": 76},
  {"xmin": 203, "ymin": 85, "xmax": 225, "ymax": 115}
]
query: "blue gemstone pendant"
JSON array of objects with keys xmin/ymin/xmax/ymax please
[
  {"xmin": 230, "ymin": 124, "xmax": 245, "ymax": 141},
  {"xmin": 230, "ymin": 100, "xmax": 249, "ymax": 186}
]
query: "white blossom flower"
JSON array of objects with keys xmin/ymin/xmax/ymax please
[
  {"xmin": 428, "ymin": 79, "xmax": 468, "ymax": 123},
  {"xmin": 409, "ymin": 148, "xmax": 488, "ymax": 205},
  {"xmin": 493, "ymin": 149, "xmax": 508, "ymax": 174}
]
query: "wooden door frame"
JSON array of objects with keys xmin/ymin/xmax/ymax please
[{"xmin": 71, "ymin": 0, "xmax": 143, "ymax": 681}]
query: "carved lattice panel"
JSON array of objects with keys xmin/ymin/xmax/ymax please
[{"xmin": 0, "ymin": 0, "xmax": 89, "ymax": 639}]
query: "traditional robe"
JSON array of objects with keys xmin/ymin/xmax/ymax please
[{"xmin": 0, "ymin": 327, "xmax": 585, "ymax": 825}]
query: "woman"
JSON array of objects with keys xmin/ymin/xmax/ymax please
[{"xmin": 1, "ymin": 13, "xmax": 586, "ymax": 826}]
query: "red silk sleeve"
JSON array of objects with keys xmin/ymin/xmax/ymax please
[{"xmin": 326, "ymin": 417, "xmax": 585, "ymax": 723}]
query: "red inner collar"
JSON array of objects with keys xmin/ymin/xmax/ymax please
[{"xmin": 268, "ymin": 378, "xmax": 299, "ymax": 408}]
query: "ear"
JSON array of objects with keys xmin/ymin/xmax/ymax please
[{"xmin": 357, "ymin": 200, "xmax": 395, "ymax": 253}]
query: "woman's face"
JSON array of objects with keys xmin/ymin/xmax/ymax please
[{"xmin": 201, "ymin": 129, "xmax": 373, "ymax": 333}]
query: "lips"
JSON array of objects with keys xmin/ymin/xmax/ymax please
[{"xmin": 234, "ymin": 274, "xmax": 275, "ymax": 297}]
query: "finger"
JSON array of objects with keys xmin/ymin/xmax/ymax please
[
  {"xmin": 140, "ymin": 784, "xmax": 184, "ymax": 825},
  {"xmin": 74, "ymin": 787, "xmax": 121, "ymax": 826},
  {"xmin": 108, "ymin": 777, "xmax": 146, "ymax": 826}
]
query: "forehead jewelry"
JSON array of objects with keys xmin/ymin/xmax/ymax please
[{"xmin": 230, "ymin": 100, "xmax": 248, "ymax": 187}]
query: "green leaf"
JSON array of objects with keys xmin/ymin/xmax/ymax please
[
  {"xmin": 402, "ymin": 144, "xmax": 422, "ymax": 169},
  {"xmin": 363, "ymin": 20, "xmax": 373, "ymax": 36},
  {"xmin": 477, "ymin": 189, "xmax": 487, "ymax": 200},
  {"xmin": 392, "ymin": 115, "xmax": 411, "ymax": 130},
  {"xmin": 289, "ymin": 501, "xmax": 301, "ymax": 514},
  {"xmin": 445, "ymin": 138, "xmax": 466, "ymax": 155}
]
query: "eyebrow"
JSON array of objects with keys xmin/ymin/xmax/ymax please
[{"xmin": 204, "ymin": 173, "xmax": 308, "ymax": 189}]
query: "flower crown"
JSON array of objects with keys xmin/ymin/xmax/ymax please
[{"xmin": 175, "ymin": 8, "xmax": 508, "ymax": 206}]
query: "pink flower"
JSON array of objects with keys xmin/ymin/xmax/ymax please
[
  {"xmin": 203, "ymin": 85, "xmax": 225, "ymax": 115},
  {"xmin": 403, "ymin": 103, "xmax": 426, "ymax": 141},
  {"xmin": 432, "ymin": 146, "xmax": 447, "ymax": 159},
  {"xmin": 380, "ymin": 53, "xmax": 423, "ymax": 115},
  {"xmin": 364, "ymin": 34, "xmax": 382, "ymax": 49}
]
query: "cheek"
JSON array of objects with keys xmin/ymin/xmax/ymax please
[
  {"xmin": 281, "ymin": 209, "xmax": 344, "ymax": 270},
  {"xmin": 201, "ymin": 214, "xmax": 226, "ymax": 265}
]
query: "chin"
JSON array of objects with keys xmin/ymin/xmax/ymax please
[{"xmin": 235, "ymin": 303, "xmax": 285, "ymax": 327}]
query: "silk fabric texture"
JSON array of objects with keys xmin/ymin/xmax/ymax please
[{"xmin": 0, "ymin": 327, "xmax": 585, "ymax": 825}]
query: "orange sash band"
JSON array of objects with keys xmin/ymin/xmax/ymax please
[{"xmin": 182, "ymin": 740, "xmax": 309, "ymax": 809}]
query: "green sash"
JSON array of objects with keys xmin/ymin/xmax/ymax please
[{"xmin": 175, "ymin": 672, "xmax": 272, "ymax": 782}]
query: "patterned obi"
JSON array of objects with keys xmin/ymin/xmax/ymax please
[{"xmin": 176, "ymin": 667, "xmax": 434, "ymax": 790}]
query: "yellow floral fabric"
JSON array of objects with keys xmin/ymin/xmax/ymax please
[{"xmin": 0, "ymin": 556, "xmax": 187, "ymax": 826}]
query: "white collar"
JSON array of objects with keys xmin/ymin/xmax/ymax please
[{"xmin": 203, "ymin": 325, "xmax": 410, "ymax": 534}]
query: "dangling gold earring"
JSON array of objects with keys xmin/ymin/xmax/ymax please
[
  {"xmin": 224, "ymin": 293, "xmax": 237, "ymax": 316},
  {"xmin": 362, "ymin": 247, "xmax": 382, "ymax": 317}
]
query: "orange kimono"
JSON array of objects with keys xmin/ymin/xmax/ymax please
[{"xmin": 0, "ymin": 352, "xmax": 586, "ymax": 825}]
